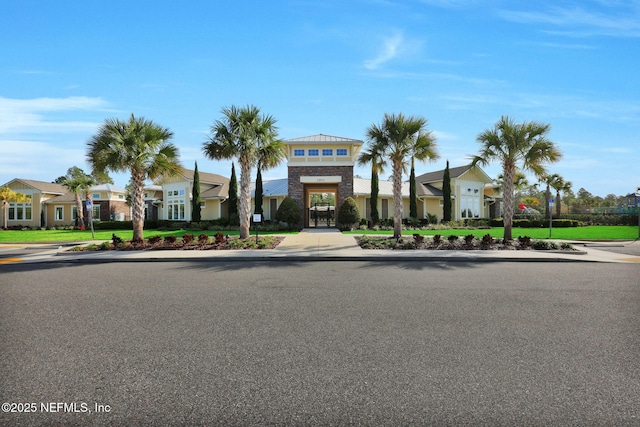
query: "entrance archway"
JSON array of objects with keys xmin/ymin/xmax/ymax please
[{"xmin": 304, "ymin": 184, "xmax": 338, "ymax": 228}]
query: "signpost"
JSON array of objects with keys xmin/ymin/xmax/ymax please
[
  {"xmin": 253, "ymin": 213, "xmax": 262, "ymax": 244},
  {"xmin": 85, "ymin": 200, "xmax": 95, "ymax": 239},
  {"xmin": 548, "ymin": 198, "xmax": 554, "ymax": 239}
]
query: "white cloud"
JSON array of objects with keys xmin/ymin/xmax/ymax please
[
  {"xmin": 0, "ymin": 96, "xmax": 108, "ymax": 133},
  {"xmin": 499, "ymin": 5, "xmax": 640, "ymax": 38},
  {"xmin": 364, "ymin": 32, "xmax": 407, "ymax": 70}
]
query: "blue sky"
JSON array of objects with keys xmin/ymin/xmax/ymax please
[{"xmin": 1, "ymin": 0, "xmax": 638, "ymax": 197}]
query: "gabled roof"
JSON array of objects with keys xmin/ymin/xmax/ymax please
[
  {"xmin": 284, "ymin": 134, "xmax": 363, "ymax": 144},
  {"xmin": 177, "ymin": 168, "xmax": 229, "ymax": 185},
  {"xmin": 4, "ymin": 179, "xmax": 67, "ymax": 195},
  {"xmin": 91, "ymin": 184, "xmax": 127, "ymax": 193},
  {"xmin": 201, "ymin": 181, "xmax": 229, "ymax": 199},
  {"xmin": 156, "ymin": 167, "xmax": 229, "ymax": 186},
  {"xmin": 416, "ymin": 164, "xmax": 492, "ymax": 184}
]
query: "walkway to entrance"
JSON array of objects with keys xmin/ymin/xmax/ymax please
[{"xmin": 274, "ymin": 228, "xmax": 361, "ymax": 256}]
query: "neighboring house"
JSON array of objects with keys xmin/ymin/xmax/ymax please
[
  {"xmin": 153, "ymin": 168, "xmax": 230, "ymax": 222},
  {"xmin": 0, "ymin": 179, "xmax": 130, "ymax": 228},
  {"xmin": 1, "ymin": 179, "xmax": 66, "ymax": 228},
  {"xmin": 45, "ymin": 183, "xmax": 130, "ymax": 224}
]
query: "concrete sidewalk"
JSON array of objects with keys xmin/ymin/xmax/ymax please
[{"xmin": 2, "ymin": 229, "xmax": 640, "ymax": 264}]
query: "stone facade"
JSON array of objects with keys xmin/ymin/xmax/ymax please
[{"xmin": 288, "ymin": 165, "xmax": 354, "ymax": 227}]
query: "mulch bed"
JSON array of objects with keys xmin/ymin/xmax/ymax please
[{"xmin": 70, "ymin": 236, "xmax": 284, "ymax": 251}]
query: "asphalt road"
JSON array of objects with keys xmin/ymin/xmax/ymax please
[{"xmin": 1, "ymin": 261, "xmax": 639, "ymax": 426}]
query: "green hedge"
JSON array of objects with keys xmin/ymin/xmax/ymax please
[{"xmin": 489, "ymin": 218, "xmax": 579, "ymax": 228}]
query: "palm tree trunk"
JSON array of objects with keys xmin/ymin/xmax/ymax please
[
  {"xmin": 74, "ymin": 193, "xmax": 85, "ymax": 229},
  {"xmin": 2, "ymin": 200, "xmax": 7, "ymax": 230},
  {"xmin": 556, "ymin": 191, "xmax": 562, "ymax": 217},
  {"xmin": 238, "ymin": 156, "xmax": 252, "ymax": 240},
  {"xmin": 130, "ymin": 169, "xmax": 146, "ymax": 243},
  {"xmin": 502, "ymin": 161, "xmax": 515, "ymax": 241},
  {"xmin": 545, "ymin": 184, "xmax": 551, "ymax": 218},
  {"xmin": 392, "ymin": 159, "xmax": 403, "ymax": 239}
]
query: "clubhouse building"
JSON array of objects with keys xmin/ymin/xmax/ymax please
[{"xmin": 2, "ymin": 134, "xmax": 502, "ymax": 229}]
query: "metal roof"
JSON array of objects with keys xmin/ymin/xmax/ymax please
[
  {"xmin": 284, "ymin": 134, "xmax": 363, "ymax": 144},
  {"xmin": 250, "ymin": 178, "xmax": 288, "ymax": 198}
]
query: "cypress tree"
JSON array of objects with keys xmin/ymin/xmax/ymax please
[
  {"xmin": 254, "ymin": 165, "xmax": 263, "ymax": 215},
  {"xmin": 370, "ymin": 170, "xmax": 379, "ymax": 226},
  {"xmin": 409, "ymin": 157, "xmax": 417, "ymax": 219},
  {"xmin": 228, "ymin": 162, "xmax": 238, "ymax": 225},
  {"xmin": 191, "ymin": 161, "xmax": 202, "ymax": 222},
  {"xmin": 443, "ymin": 160, "xmax": 452, "ymax": 222}
]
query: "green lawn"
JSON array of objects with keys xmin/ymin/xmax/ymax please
[
  {"xmin": 0, "ymin": 228, "xmax": 295, "ymax": 243},
  {"xmin": 345, "ymin": 226, "xmax": 639, "ymax": 241}
]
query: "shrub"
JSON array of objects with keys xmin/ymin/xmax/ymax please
[
  {"xmin": 481, "ymin": 234, "xmax": 494, "ymax": 246},
  {"xmin": 337, "ymin": 197, "xmax": 360, "ymax": 230},
  {"xmin": 198, "ymin": 234, "xmax": 209, "ymax": 245},
  {"xmin": 99, "ymin": 241, "xmax": 111, "ymax": 250},
  {"xmin": 447, "ymin": 235, "xmax": 458, "ymax": 243},
  {"xmin": 214, "ymin": 232, "xmax": 226, "ymax": 245},
  {"xmin": 518, "ymin": 236, "xmax": 532, "ymax": 247},
  {"xmin": 560, "ymin": 242, "xmax": 574, "ymax": 250},
  {"xmin": 111, "ymin": 234, "xmax": 124, "ymax": 247},
  {"xmin": 413, "ymin": 234, "xmax": 425, "ymax": 245},
  {"xmin": 182, "ymin": 233, "xmax": 195, "ymax": 244},
  {"xmin": 164, "ymin": 235, "xmax": 177, "ymax": 244},
  {"xmin": 432, "ymin": 234, "xmax": 442, "ymax": 245},
  {"xmin": 148, "ymin": 235, "xmax": 163, "ymax": 245},
  {"xmin": 275, "ymin": 197, "xmax": 301, "ymax": 231},
  {"xmin": 464, "ymin": 234, "xmax": 475, "ymax": 245},
  {"xmin": 532, "ymin": 240, "xmax": 558, "ymax": 250}
]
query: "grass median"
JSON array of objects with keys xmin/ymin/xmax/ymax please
[{"xmin": 344, "ymin": 225, "xmax": 638, "ymax": 241}]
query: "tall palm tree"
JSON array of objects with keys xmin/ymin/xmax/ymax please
[
  {"xmin": 87, "ymin": 114, "xmax": 181, "ymax": 243},
  {"xmin": 0, "ymin": 186, "xmax": 30, "ymax": 229},
  {"xmin": 363, "ymin": 113, "xmax": 438, "ymax": 239},
  {"xmin": 203, "ymin": 105, "xmax": 285, "ymax": 239},
  {"xmin": 550, "ymin": 175, "xmax": 572, "ymax": 217},
  {"xmin": 472, "ymin": 115, "xmax": 561, "ymax": 240},
  {"xmin": 357, "ymin": 142, "xmax": 387, "ymax": 226}
]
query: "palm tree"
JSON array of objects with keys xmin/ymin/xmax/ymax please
[
  {"xmin": 357, "ymin": 142, "xmax": 387, "ymax": 226},
  {"xmin": 60, "ymin": 167, "xmax": 96, "ymax": 229},
  {"xmin": 550, "ymin": 175, "xmax": 572, "ymax": 217},
  {"xmin": 472, "ymin": 115, "xmax": 561, "ymax": 240},
  {"xmin": 363, "ymin": 113, "xmax": 438, "ymax": 239},
  {"xmin": 87, "ymin": 114, "xmax": 181, "ymax": 243},
  {"xmin": 0, "ymin": 186, "xmax": 30, "ymax": 229},
  {"xmin": 203, "ymin": 105, "xmax": 285, "ymax": 239}
]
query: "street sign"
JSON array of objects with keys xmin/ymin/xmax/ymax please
[{"xmin": 549, "ymin": 198, "xmax": 554, "ymax": 207}]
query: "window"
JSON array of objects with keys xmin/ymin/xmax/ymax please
[
  {"xmin": 8, "ymin": 202, "xmax": 33, "ymax": 221},
  {"xmin": 167, "ymin": 190, "xmax": 186, "ymax": 220},
  {"xmin": 322, "ymin": 149, "xmax": 333, "ymax": 156},
  {"xmin": 92, "ymin": 205, "xmax": 100, "ymax": 220},
  {"xmin": 72, "ymin": 206, "xmax": 78, "ymax": 221},
  {"xmin": 294, "ymin": 149, "xmax": 304, "ymax": 156},
  {"xmin": 337, "ymin": 149, "xmax": 348, "ymax": 156},
  {"xmin": 92, "ymin": 193, "xmax": 100, "ymax": 200},
  {"xmin": 308, "ymin": 149, "xmax": 319, "ymax": 156},
  {"xmin": 55, "ymin": 206, "xmax": 64, "ymax": 221},
  {"xmin": 118, "ymin": 194, "xmax": 124, "ymax": 199}
]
